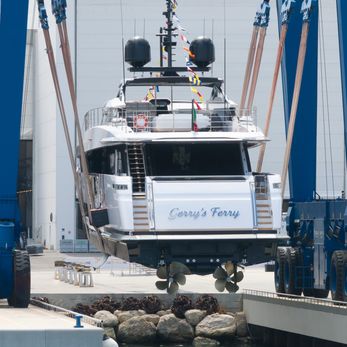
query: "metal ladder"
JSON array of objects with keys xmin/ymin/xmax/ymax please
[
  {"xmin": 128, "ymin": 145, "xmax": 149, "ymax": 231},
  {"xmin": 254, "ymin": 175, "xmax": 273, "ymax": 230}
]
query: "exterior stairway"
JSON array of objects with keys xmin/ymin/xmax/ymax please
[
  {"xmin": 254, "ymin": 175, "xmax": 273, "ymax": 230},
  {"xmin": 128, "ymin": 144, "xmax": 149, "ymax": 231}
]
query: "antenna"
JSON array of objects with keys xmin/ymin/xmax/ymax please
[
  {"xmin": 163, "ymin": 0, "xmax": 177, "ymax": 68},
  {"xmin": 120, "ymin": 0, "xmax": 126, "ymax": 85},
  {"xmin": 223, "ymin": 0, "xmax": 227, "ymax": 97}
]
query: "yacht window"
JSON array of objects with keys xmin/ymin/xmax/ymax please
[
  {"xmin": 145, "ymin": 142, "xmax": 247, "ymax": 176},
  {"xmin": 87, "ymin": 146, "xmax": 128, "ymax": 175}
]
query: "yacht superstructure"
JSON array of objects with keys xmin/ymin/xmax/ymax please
[{"xmin": 81, "ymin": 0, "xmax": 286, "ymax": 292}]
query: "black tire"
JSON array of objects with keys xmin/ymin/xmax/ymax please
[
  {"xmin": 7, "ymin": 250, "xmax": 31, "ymax": 308},
  {"xmin": 274, "ymin": 247, "xmax": 287, "ymax": 293},
  {"xmin": 330, "ymin": 250, "xmax": 346, "ymax": 302},
  {"xmin": 284, "ymin": 248, "xmax": 302, "ymax": 295},
  {"xmin": 303, "ymin": 288, "xmax": 329, "ymax": 299}
]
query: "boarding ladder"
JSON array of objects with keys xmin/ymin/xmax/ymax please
[
  {"xmin": 254, "ymin": 175, "xmax": 273, "ymax": 229},
  {"xmin": 128, "ymin": 145, "xmax": 149, "ymax": 231}
]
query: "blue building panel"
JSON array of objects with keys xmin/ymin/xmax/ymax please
[
  {"xmin": 337, "ymin": 0, "xmax": 347, "ymax": 164},
  {"xmin": 0, "ymin": 0, "xmax": 29, "ymax": 220},
  {"xmin": 276, "ymin": 0, "xmax": 319, "ymax": 202}
]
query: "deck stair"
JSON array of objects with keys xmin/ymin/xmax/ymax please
[
  {"xmin": 254, "ymin": 175, "xmax": 273, "ymax": 230},
  {"xmin": 128, "ymin": 145, "xmax": 149, "ymax": 231},
  {"xmin": 128, "ymin": 144, "xmax": 146, "ymax": 193},
  {"xmin": 132, "ymin": 193, "xmax": 149, "ymax": 231}
]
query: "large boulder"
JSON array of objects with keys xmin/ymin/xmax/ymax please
[
  {"xmin": 193, "ymin": 336, "xmax": 221, "ymax": 347},
  {"xmin": 157, "ymin": 313, "xmax": 194, "ymax": 342},
  {"xmin": 157, "ymin": 309, "xmax": 172, "ymax": 316},
  {"xmin": 235, "ymin": 312, "xmax": 248, "ymax": 337},
  {"xmin": 94, "ymin": 310, "xmax": 118, "ymax": 327},
  {"xmin": 117, "ymin": 316, "xmax": 156, "ymax": 343},
  {"xmin": 142, "ymin": 314, "xmax": 160, "ymax": 325},
  {"xmin": 103, "ymin": 327, "xmax": 116, "ymax": 340},
  {"xmin": 116, "ymin": 310, "xmax": 145, "ymax": 323},
  {"xmin": 185, "ymin": 309, "xmax": 207, "ymax": 326},
  {"xmin": 196, "ymin": 314, "xmax": 236, "ymax": 339}
]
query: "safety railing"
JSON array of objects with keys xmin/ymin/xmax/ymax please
[
  {"xmin": 84, "ymin": 105, "xmax": 258, "ymax": 134},
  {"xmin": 30, "ymin": 299, "xmax": 103, "ymax": 327},
  {"xmin": 243, "ymin": 289, "xmax": 347, "ymax": 309}
]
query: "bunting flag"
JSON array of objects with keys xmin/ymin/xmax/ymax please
[
  {"xmin": 192, "ymin": 101, "xmax": 199, "ymax": 132},
  {"xmin": 171, "ymin": 2, "xmax": 205, "ymax": 103},
  {"xmin": 171, "ymin": 0, "xmax": 178, "ymax": 10},
  {"xmin": 193, "ymin": 99, "xmax": 202, "ymax": 110},
  {"xmin": 145, "ymin": 88, "xmax": 155, "ymax": 101}
]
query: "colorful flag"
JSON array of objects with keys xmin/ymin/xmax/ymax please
[{"xmin": 192, "ymin": 100, "xmax": 198, "ymax": 132}]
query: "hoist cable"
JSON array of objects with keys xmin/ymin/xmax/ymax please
[
  {"xmin": 246, "ymin": 27, "xmax": 267, "ymax": 112},
  {"xmin": 257, "ymin": 24, "xmax": 288, "ymax": 172},
  {"xmin": 21, "ymin": 1, "xmax": 36, "ymax": 138},
  {"xmin": 318, "ymin": 0, "xmax": 329, "ymax": 198},
  {"xmin": 319, "ymin": 0, "xmax": 336, "ymax": 198},
  {"xmin": 239, "ymin": 26, "xmax": 259, "ymax": 114},
  {"xmin": 281, "ymin": 22, "xmax": 310, "ymax": 199},
  {"xmin": 41, "ymin": 29, "xmax": 86, "ymax": 225},
  {"xmin": 57, "ymin": 20, "xmax": 95, "ymax": 219}
]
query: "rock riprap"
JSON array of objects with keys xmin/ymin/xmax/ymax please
[
  {"xmin": 94, "ymin": 310, "xmax": 118, "ymax": 327},
  {"xmin": 196, "ymin": 313, "xmax": 236, "ymax": 339},
  {"xmin": 185, "ymin": 309, "xmax": 207, "ymax": 326},
  {"xmin": 157, "ymin": 313, "xmax": 194, "ymax": 342},
  {"xmin": 117, "ymin": 316, "xmax": 156, "ymax": 343},
  {"xmin": 115, "ymin": 309, "xmax": 145, "ymax": 323}
]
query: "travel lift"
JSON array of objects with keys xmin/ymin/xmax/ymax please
[
  {"xmin": 0, "ymin": 0, "xmax": 31, "ymax": 307},
  {"xmin": 271, "ymin": 0, "xmax": 347, "ymax": 301}
]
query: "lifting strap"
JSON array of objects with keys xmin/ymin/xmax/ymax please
[
  {"xmin": 257, "ymin": 0, "xmax": 295, "ymax": 172},
  {"xmin": 51, "ymin": 0, "xmax": 95, "ymax": 220},
  {"xmin": 239, "ymin": 25, "xmax": 259, "ymax": 114},
  {"xmin": 37, "ymin": 0, "xmax": 87, "ymax": 224},
  {"xmin": 281, "ymin": 1, "xmax": 314, "ymax": 198},
  {"xmin": 240, "ymin": 1, "xmax": 270, "ymax": 115}
]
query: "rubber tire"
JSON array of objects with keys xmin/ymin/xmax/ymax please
[
  {"xmin": 330, "ymin": 250, "xmax": 346, "ymax": 302},
  {"xmin": 284, "ymin": 248, "xmax": 302, "ymax": 296},
  {"xmin": 274, "ymin": 247, "xmax": 287, "ymax": 293},
  {"xmin": 7, "ymin": 250, "xmax": 31, "ymax": 308},
  {"xmin": 303, "ymin": 288, "xmax": 329, "ymax": 299}
]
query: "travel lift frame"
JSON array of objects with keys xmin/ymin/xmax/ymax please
[
  {"xmin": 0, "ymin": 0, "xmax": 31, "ymax": 307},
  {"xmin": 273, "ymin": 0, "xmax": 347, "ymax": 301}
]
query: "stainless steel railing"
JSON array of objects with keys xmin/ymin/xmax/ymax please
[
  {"xmin": 30, "ymin": 299, "xmax": 103, "ymax": 327},
  {"xmin": 243, "ymin": 289, "xmax": 347, "ymax": 308},
  {"xmin": 84, "ymin": 105, "xmax": 257, "ymax": 133}
]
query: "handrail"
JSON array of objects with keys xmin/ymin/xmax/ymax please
[
  {"xmin": 83, "ymin": 106, "xmax": 258, "ymax": 134},
  {"xmin": 30, "ymin": 299, "xmax": 103, "ymax": 327},
  {"xmin": 243, "ymin": 289, "xmax": 347, "ymax": 308}
]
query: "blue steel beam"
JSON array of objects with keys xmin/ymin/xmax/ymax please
[
  {"xmin": 0, "ymin": 0, "xmax": 29, "ymax": 220},
  {"xmin": 276, "ymin": 0, "xmax": 319, "ymax": 202},
  {"xmin": 337, "ymin": 0, "xmax": 347, "ymax": 163}
]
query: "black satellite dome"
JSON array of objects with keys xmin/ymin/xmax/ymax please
[
  {"xmin": 189, "ymin": 37, "xmax": 215, "ymax": 68},
  {"xmin": 125, "ymin": 37, "xmax": 151, "ymax": 68}
]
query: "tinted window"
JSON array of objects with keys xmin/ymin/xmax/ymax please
[
  {"xmin": 87, "ymin": 145, "xmax": 127, "ymax": 175},
  {"xmin": 145, "ymin": 142, "xmax": 245, "ymax": 176}
]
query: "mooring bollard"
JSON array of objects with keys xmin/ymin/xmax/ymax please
[{"xmin": 74, "ymin": 314, "xmax": 84, "ymax": 328}]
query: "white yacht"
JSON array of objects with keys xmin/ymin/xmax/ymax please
[{"xmin": 81, "ymin": 1, "xmax": 286, "ymax": 293}]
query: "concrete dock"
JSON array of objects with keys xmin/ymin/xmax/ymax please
[{"xmin": 0, "ymin": 302, "xmax": 103, "ymax": 347}]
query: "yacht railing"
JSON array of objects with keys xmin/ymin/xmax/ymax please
[{"xmin": 84, "ymin": 105, "xmax": 257, "ymax": 133}]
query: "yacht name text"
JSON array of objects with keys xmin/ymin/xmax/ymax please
[{"xmin": 168, "ymin": 207, "xmax": 240, "ymax": 220}]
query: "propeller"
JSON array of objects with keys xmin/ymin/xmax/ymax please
[
  {"xmin": 155, "ymin": 262, "xmax": 190, "ymax": 294},
  {"xmin": 213, "ymin": 261, "xmax": 244, "ymax": 293}
]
